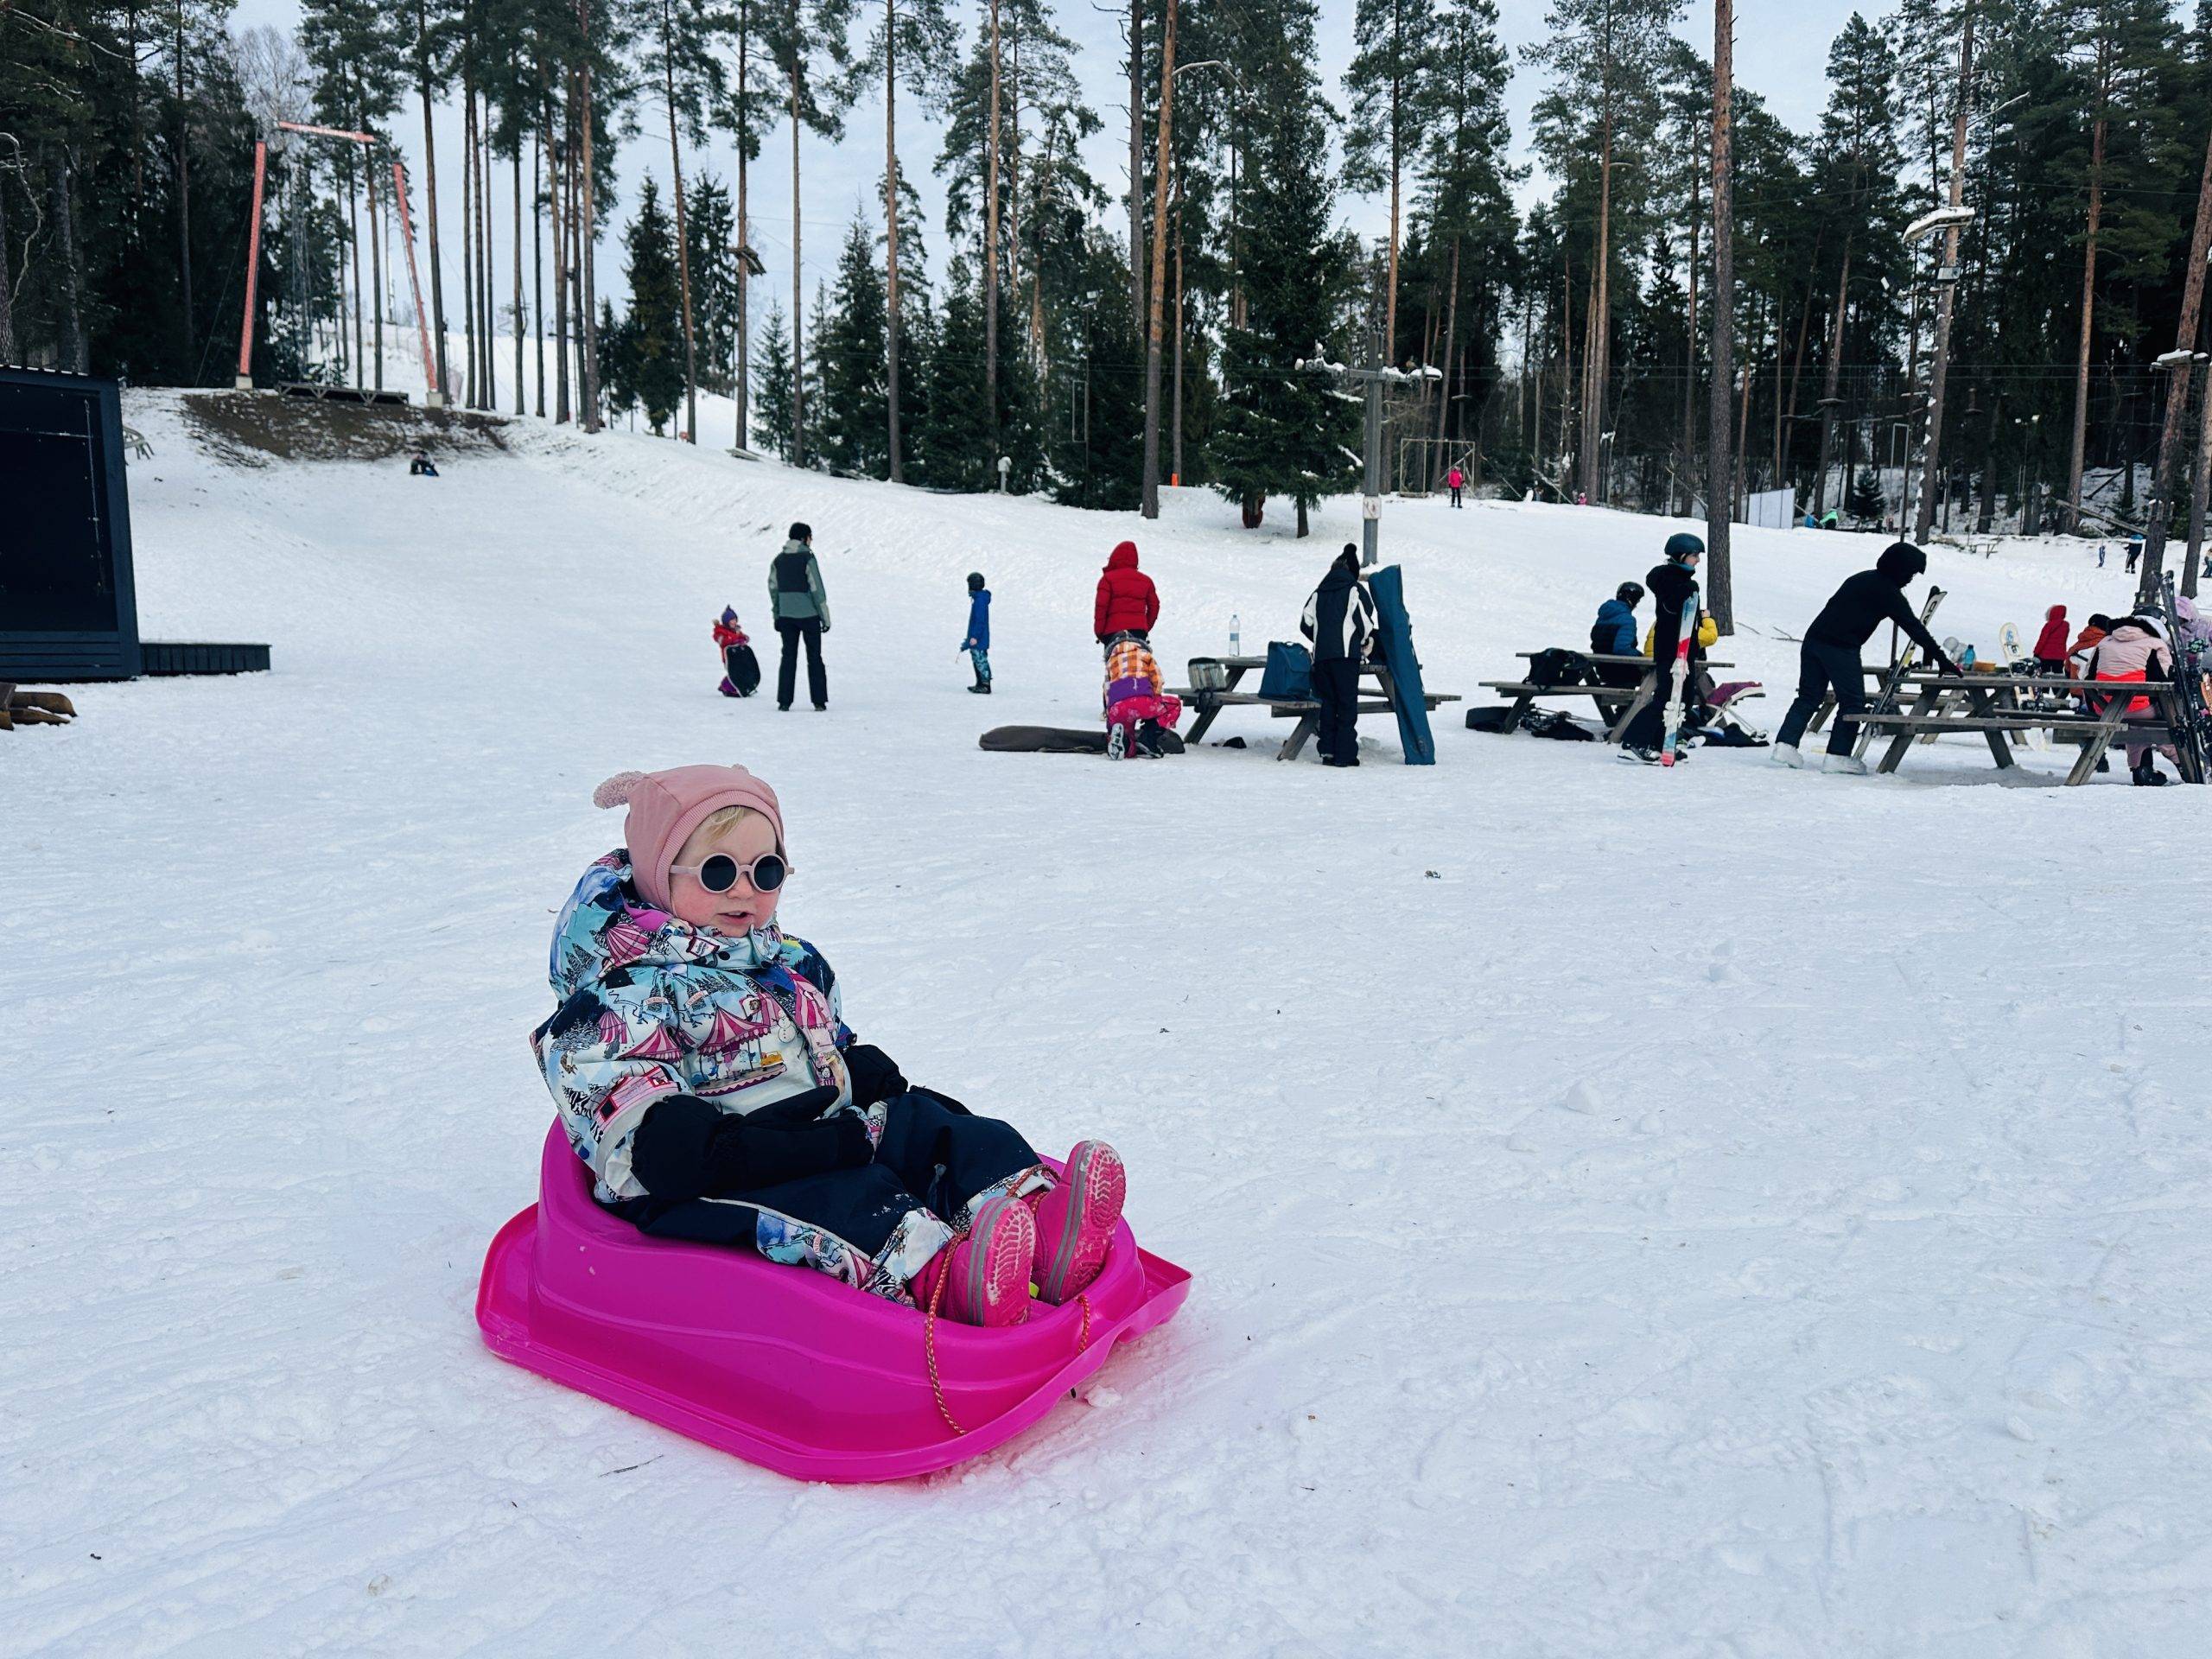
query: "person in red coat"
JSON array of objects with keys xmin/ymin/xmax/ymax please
[
  {"xmin": 2033, "ymin": 604, "xmax": 2070, "ymax": 673},
  {"xmin": 1094, "ymin": 541, "xmax": 1161, "ymax": 643}
]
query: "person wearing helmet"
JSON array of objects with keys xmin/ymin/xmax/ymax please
[
  {"xmin": 1618, "ymin": 533, "xmax": 1706, "ymax": 761},
  {"xmin": 961, "ymin": 570, "xmax": 993, "ymax": 694},
  {"xmin": 1589, "ymin": 581, "xmax": 1646, "ymax": 689},
  {"xmin": 1773, "ymin": 540, "xmax": 1959, "ymax": 774}
]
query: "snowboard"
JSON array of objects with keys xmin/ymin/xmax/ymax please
[{"xmin": 1366, "ymin": 565, "xmax": 1435, "ymax": 766}]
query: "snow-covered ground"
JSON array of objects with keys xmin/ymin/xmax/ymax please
[{"xmin": 7, "ymin": 393, "xmax": 2209, "ymax": 1656}]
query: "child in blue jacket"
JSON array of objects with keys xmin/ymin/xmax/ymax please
[{"xmin": 963, "ymin": 572, "xmax": 993, "ymax": 694}]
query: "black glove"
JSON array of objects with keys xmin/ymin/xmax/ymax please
[
  {"xmin": 843, "ymin": 1042, "xmax": 909, "ymax": 1108},
  {"xmin": 629, "ymin": 1090, "xmax": 871, "ymax": 1203},
  {"xmin": 1936, "ymin": 655, "xmax": 1963, "ymax": 679}
]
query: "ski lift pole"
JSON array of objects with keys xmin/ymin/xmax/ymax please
[
  {"xmin": 234, "ymin": 138, "xmax": 270, "ymax": 389},
  {"xmin": 1296, "ymin": 339, "xmax": 1440, "ymax": 569}
]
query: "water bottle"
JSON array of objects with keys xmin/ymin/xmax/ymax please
[{"xmin": 1230, "ymin": 613, "xmax": 1241, "ymax": 656}]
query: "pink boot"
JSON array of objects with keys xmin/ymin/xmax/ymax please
[
  {"xmin": 1029, "ymin": 1141, "xmax": 1127, "ymax": 1305},
  {"xmin": 911, "ymin": 1194, "xmax": 1035, "ymax": 1327}
]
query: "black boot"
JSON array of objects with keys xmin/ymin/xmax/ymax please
[{"xmin": 2133, "ymin": 756, "xmax": 2168, "ymax": 786}]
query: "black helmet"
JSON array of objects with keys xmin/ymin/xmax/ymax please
[
  {"xmin": 1876, "ymin": 540, "xmax": 1928, "ymax": 583},
  {"xmin": 1664, "ymin": 532, "xmax": 1705, "ymax": 563},
  {"xmin": 1617, "ymin": 582, "xmax": 1645, "ymax": 605},
  {"xmin": 967, "ymin": 571, "xmax": 986, "ymax": 591}
]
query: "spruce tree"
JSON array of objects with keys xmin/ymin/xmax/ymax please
[
  {"xmin": 622, "ymin": 175, "xmax": 687, "ymax": 433},
  {"xmin": 819, "ymin": 215, "xmax": 890, "ymax": 475},
  {"xmin": 753, "ymin": 301, "xmax": 797, "ymax": 454},
  {"xmin": 686, "ymin": 175, "xmax": 741, "ymax": 395}
]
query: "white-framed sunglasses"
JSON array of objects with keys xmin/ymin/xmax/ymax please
[{"xmin": 668, "ymin": 852, "xmax": 792, "ymax": 893}]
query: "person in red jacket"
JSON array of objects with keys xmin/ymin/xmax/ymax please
[
  {"xmin": 1094, "ymin": 540, "xmax": 1161, "ymax": 643},
  {"xmin": 2032, "ymin": 604, "xmax": 2070, "ymax": 674},
  {"xmin": 1446, "ymin": 464, "xmax": 1465, "ymax": 508}
]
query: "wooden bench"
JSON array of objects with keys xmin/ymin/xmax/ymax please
[
  {"xmin": 1172, "ymin": 655, "xmax": 1459, "ymax": 761},
  {"xmin": 1854, "ymin": 672, "xmax": 2200, "ymax": 785},
  {"xmin": 1478, "ymin": 652, "xmax": 1733, "ymax": 743}
]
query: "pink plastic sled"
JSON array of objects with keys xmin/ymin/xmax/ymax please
[{"xmin": 476, "ymin": 1124, "xmax": 1192, "ymax": 1482}]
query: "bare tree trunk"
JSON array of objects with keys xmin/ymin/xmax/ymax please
[
  {"xmin": 533, "ymin": 119, "xmax": 545, "ymax": 416},
  {"xmin": 1140, "ymin": 0, "xmax": 1176, "ymax": 518},
  {"xmin": 1706, "ymin": 0, "xmax": 1735, "ymax": 632},
  {"xmin": 788, "ymin": 60, "xmax": 804, "ymax": 463},
  {"xmin": 1385, "ymin": 0, "xmax": 1402, "ymax": 353},
  {"xmin": 0, "ymin": 181, "xmax": 16, "ymax": 365},
  {"xmin": 365, "ymin": 118, "xmax": 387, "ymax": 392},
  {"xmin": 346, "ymin": 158, "xmax": 364, "ymax": 389},
  {"xmin": 2064, "ymin": 51, "xmax": 2107, "ymax": 535},
  {"xmin": 2139, "ymin": 124, "xmax": 2212, "ymax": 600},
  {"xmin": 986, "ymin": 0, "xmax": 1002, "ymax": 459},
  {"xmin": 176, "ymin": 6, "xmax": 194, "ymax": 359},
  {"xmin": 1681, "ymin": 124, "xmax": 1700, "ymax": 515},
  {"xmin": 736, "ymin": 3, "xmax": 752, "ymax": 448},
  {"xmin": 1171, "ymin": 188, "xmax": 1183, "ymax": 481},
  {"xmin": 51, "ymin": 149, "xmax": 89, "ymax": 372},
  {"xmin": 883, "ymin": 0, "xmax": 903, "ymax": 480},
  {"xmin": 664, "ymin": 0, "xmax": 700, "ymax": 442},
  {"xmin": 1914, "ymin": 4, "xmax": 1976, "ymax": 543},
  {"xmin": 1006, "ymin": 22, "xmax": 1022, "ymax": 334},
  {"xmin": 417, "ymin": 1, "xmax": 451, "ymax": 402},
  {"xmin": 1582, "ymin": 110, "xmax": 1613, "ymax": 503},
  {"xmin": 462, "ymin": 71, "xmax": 479, "ymax": 407},
  {"xmin": 480, "ymin": 91, "xmax": 495, "ymax": 403},
  {"xmin": 513, "ymin": 141, "xmax": 524, "ymax": 414},
  {"xmin": 577, "ymin": 30, "xmax": 603, "ymax": 432},
  {"xmin": 1128, "ymin": 0, "xmax": 1143, "ymax": 340},
  {"xmin": 2186, "ymin": 362, "xmax": 2211, "ymax": 597},
  {"xmin": 550, "ymin": 90, "xmax": 569, "ymax": 423},
  {"xmin": 1432, "ymin": 236, "xmax": 1460, "ymax": 461},
  {"xmin": 1815, "ymin": 238, "xmax": 1853, "ymax": 517}
]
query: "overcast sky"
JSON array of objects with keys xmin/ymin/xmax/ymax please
[{"xmin": 230, "ymin": 0, "xmax": 1848, "ymax": 322}]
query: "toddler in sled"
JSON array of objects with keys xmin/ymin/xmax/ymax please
[
  {"xmin": 531, "ymin": 763, "xmax": 1128, "ymax": 1325},
  {"xmin": 1102, "ymin": 632, "xmax": 1181, "ymax": 760}
]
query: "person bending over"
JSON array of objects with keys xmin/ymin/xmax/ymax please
[{"xmin": 1772, "ymin": 541, "xmax": 1959, "ymax": 774}]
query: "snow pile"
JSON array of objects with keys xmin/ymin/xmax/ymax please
[{"xmin": 5, "ymin": 394, "xmax": 2208, "ymax": 1656}]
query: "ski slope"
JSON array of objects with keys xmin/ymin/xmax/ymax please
[{"xmin": 6, "ymin": 393, "xmax": 2209, "ymax": 1657}]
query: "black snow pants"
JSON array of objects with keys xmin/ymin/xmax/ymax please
[
  {"xmin": 1774, "ymin": 639, "xmax": 1868, "ymax": 756},
  {"xmin": 777, "ymin": 620, "xmax": 828, "ymax": 709},
  {"xmin": 1313, "ymin": 658, "xmax": 1360, "ymax": 762},
  {"xmin": 613, "ymin": 1090, "xmax": 1039, "ymax": 1272},
  {"xmin": 1621, "ymin": 663, "xmax": 1688, "ymax": 751}
]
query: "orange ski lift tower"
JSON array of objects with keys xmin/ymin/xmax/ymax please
[{"xmin": 235, "ymin": 121, "xmax": 442, "ymax": 406}]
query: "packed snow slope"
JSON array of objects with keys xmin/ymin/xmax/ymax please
[{"xmin": 8, "ymin": 393, "xmax": 2209, "ymax": 1658}]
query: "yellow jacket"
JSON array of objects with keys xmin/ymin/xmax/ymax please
[{"xmin": 1643, "ymin": 613, "xmax": 1719, "ymax": 655}]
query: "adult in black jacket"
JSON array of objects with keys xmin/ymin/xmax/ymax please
[
  {"xmin": 1619, "ymin": 533, "xmax": 1706, "ymax": 759},
  {"xmin": 1300, "ymin": 546, "xmax": 1379, "ymax": 766},
  {"xmin": 1773, "ymin": 541, "xmax": 1959, "ymax": 772}
]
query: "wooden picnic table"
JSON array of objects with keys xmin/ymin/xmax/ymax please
[
  {"xmin": 1478, "ymin": 652, "xmax": 1734, "ymax": 743},
  {"xmin": 1170, "ymin": 653, "xmax": 1461, "ymax": 761},
  {"xmin": 1853, "ymin": 670, "xmax": 2201, "ymax": 785}
]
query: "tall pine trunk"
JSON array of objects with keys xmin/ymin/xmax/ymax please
[
  {"xmin": 883, "ymin": 0, "xmax": 903, "ymax": 480},
  {"xmin": 365, "ymin": 103, "xmax": 386, "ymax": 392},
  {"xmin": 513, "ymin": 142, "xmax": 524, "ymax": 414},
  {"xmin": 1139, "ymin": 0, "xmax": 1175, "ymax": 518},
  {"xmin": 736, "ymin": 6, "xmax": 752, "ymax": 448},
  {"xmin": 175, "ymin": 6, "xmax": 194, "ymax": 361},
  {"xmin": 577, "ymin": 25, "xmax": 603, "ymax": 431},
  {"xmin": 1127, "ymin": 0, "xmax": 1142, "ymax": 339},
  {"xmin": 346, "ymin": 157, "xmax": 364, "ymax": 388},
  {"xmin": 2065, "ymin": 57, "xmax": 2107, "ymax": 536},
  {"xmin": 2139, "ymin": 124, "xmax": 2212, "ymax": 599},
  {"xmin": 0, "ymin": 181, "xmax": 16, "ymax": 364},
  {"xmin": 986, "ymin": 0, "xmax": 1002, "ymax": 461},
  {"xmin": 416, "ymin": 2, "xmax": 450, "ymax": 401},
  {"xmin": 550, "ymin": 88, "xmax": 569, "ymax": 423},
  {"xmin": 462, "ymin": 71, "xmax": 479, "ymax": 407},
  {"xmin": 1706, "ymin": 0, "xmax": 1734, "ymax": 632},
  {"xmin": 1914, "ymin": 4, "xmax": 1976, "ymax": 543},
  {"xmin": 664, "ymin": 0, "xmax": 701, "ymax": 442},
  {"xmin": 1815, "ymin": 237, "xmax": 1853, "ymax": 517},
  {"xmin": 534, "ymin": 121, "xmax": 546, "ymax": 416},
  {"xmin": 52, "ymin": 149, "xmax": 89, "ymax": 372},
  {"xmin": 788, "ymin": 60, "xmax": 805, "ymax": 464}
]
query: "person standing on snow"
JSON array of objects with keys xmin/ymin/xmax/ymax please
[
  {"xmin": 1618, "ymin": 534, "xmax": 1707, "ymax": 763},
  {"xmin": 2032, "ymin": 605, "xmax": 2071, "ymax": 676},
  {"xmin": 962, "ymin": 572, "xmax": 993, "ymax": 695},
  {"xmin": 1094, "ymin": 540, "xmax": 1160, "ymax": 644},
  {"xmin": 1771, "ymin": 541, "xmax": 1960, "ymax": 773},
  {"xmin": 1300, "ymin": 545, "xmax": 1379, "ymax": 767},
  {"xmin": 1446, "ymin": 464, "xmax": 1465, "ymax": 508},
  {"xmin": 769, "ymin": 522, "xmax": 830, "ymax": 712}
]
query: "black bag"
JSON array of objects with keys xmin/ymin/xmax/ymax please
[
  {"xmin": 1522, "ymin": 709, "xmax": 1596, "ymax": 741},
  {"xmin": 1527, "ymin": 647, "xmax": 1597, "ymax": 687},
  {"xmin": 1465, "ymin": 705, "xmax": 1520, "ymax": 733}
]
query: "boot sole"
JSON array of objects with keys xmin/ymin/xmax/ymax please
[
  {"xmin": 958, "ymin": 1195, "xmax": 1035, "ymax": 1326},
  {"xmin": 1038, "ymin": 1142, "xmax": 1127, "ymax": 1304}
]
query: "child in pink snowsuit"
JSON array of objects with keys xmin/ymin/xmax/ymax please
[
  {"xmin": 1102, "ymin": 633, "xmax": 1182, "ymax": 759},
  {"xmin": 531, "ymin": 762, "xmax": 1130, "ymax": 1324}
]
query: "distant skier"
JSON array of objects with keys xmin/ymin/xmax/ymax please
[
  {"xmin": 2126, "ymin": 538, "xmax": 2143, "ymax": 575},
  {"xmin": 1618, "ymin": 533, "xmax": 1706, "ymax": 764},
  {"xmin": 1771, "ymin": 541, "xmax": 1960, "ymax": 774},
  {"xmin": 962, "ymin": 571, "xmax": 993, "ymax": 695},
  {"xmin": 2032, "ymin": 605, "xmax": 2070, "ymax": 676},
  {"xmin": 769, "ymin": 522, "xmax": 830, "ymax": 711},
  {"xmin": 408, "ymin": 449, "xmax": 439, "ymax": 477},
  {"xmin": 1446, "ymin": 464, "xmax": 1465, "ymax": 508},
  {"xmin": 1300, "ymin": 545, "xmax": 1379, "ymax": 767},
  {"xmin": 2097, "ymin": 543, "xmax": 2107, "ymax": 569},
  {"xmin": 1094, "ymin": 541, "xmax": 1160, "ymax": 644},
  {"xmin": 1589, "ymin": 582, "xmax": 1644, "ymax": 688}
]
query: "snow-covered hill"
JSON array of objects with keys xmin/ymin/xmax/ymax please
[{"xmin": 6, "ymin": 392, "xmax": 2208, "ymax": 1656}]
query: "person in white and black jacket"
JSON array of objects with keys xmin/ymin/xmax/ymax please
[{"xmin": 1300, "ymin": 545, "xmax": 1379, "ymax": 766}]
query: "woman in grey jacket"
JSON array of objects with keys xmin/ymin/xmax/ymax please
[{"xmin": 769, "ymin": 522, "xmax": 831, "ymax": 710}]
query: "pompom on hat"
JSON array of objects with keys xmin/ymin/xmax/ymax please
[{"xmin": 593, "ymin": 764, "xmax": 785, "ymax": 911}]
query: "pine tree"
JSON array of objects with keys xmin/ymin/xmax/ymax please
[
  {"xmin": 622, "ymin": 175, "xmax": 686, "ymax": 433},
  {"xmin": 818, "ymin": 215, "xmax": 890, "ymax": 474},
  {"xmin": 1344, "ymin": 0, "xmax": 1439, "ymax": 359},
  {"xmin": 753, "ymin": 301, "xmax": 797, "ymax": 454},
  {"xmin": 600, "ymin": 296, "xmax": 639, "ymax": 424},
  {"xmin": 686, "ymin": 175, "xmax": 741, "ymax": 394}
]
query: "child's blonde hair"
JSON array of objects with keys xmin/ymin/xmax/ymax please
[{"xmin": 696, "ymin": 804, "xmax": 759, "ymax": 839}]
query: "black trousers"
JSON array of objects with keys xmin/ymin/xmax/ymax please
[
  {"xmin": 617, "ymin": 1091, "xmax": 1038, "ymax": 1258},
  {"xmin": 1774, "ymin": 639, "xmax": 1867, "ymax": 756},
  {"xmin": 777, "ymin": 620, "xmax": 827, "ymax": 708},
  {"xmin": 1622, "ymin": 663, "xmax": 1685, "ymax": 750},
  {"xmin": 1313, "ymin": 658, "xmax": 1359, "ymax": 761}
]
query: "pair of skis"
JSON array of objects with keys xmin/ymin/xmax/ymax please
[
  {"xmin": 1658, "ymin": 592, "xmax": 1700, "ymax": 766},
  {"xmin": 2158, "ymin": 573, "xmax": 2210, "ymax": 782},
  {"xmin": 1849, "ymin": 586, "xmax": 1946, "ymax": 760}
]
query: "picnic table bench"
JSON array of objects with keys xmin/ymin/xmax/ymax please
[
  {"xmin": 1852, "ymin": 670, "xmax": 2201, "ymax": 785},
  {"xmin": 1478, "ymin": 652, "xmax": 1734, "ymax": 743},
  {"xmin": 1170, "ymin": 654, "xmax": 1460, "ymax": 761}
]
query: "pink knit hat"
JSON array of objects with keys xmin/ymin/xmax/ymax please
[{"xmin": 592, "ymin": 764, "xmax": 785, "ymax": 911}]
